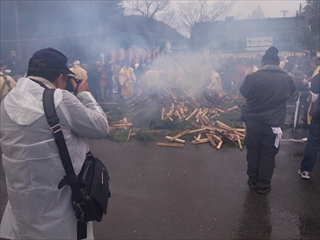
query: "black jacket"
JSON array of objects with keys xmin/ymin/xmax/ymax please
[{"xmin": 240, "ymin": 65, "xmax": 296, "ymax": 127}]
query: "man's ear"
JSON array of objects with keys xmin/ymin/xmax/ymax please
[{"xmin": 53, "ymin": 74, "xmax": 66, "ymax": 89}]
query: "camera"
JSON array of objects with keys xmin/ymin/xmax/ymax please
[{"xmin": 66, "ymin": 74, "xmax": 82, "ymax": 93}]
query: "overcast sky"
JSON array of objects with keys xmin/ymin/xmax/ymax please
[
  {"xmin": 227, "ymin": 0, "xmax": 305, "ymax": 19},
  {"xmin": 171, "ymin": 0, "xmax": 305, "ymax": 19}
]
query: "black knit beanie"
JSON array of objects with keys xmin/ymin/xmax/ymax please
[{"xmin": 261, "ymin": 46, "xmax": 280, "ymax": 65}]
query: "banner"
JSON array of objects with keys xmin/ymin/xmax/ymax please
[
  {"xmin": 128, "ymin": 48, "xmax": 133, "ymax": 62},
  {"xmin": 119, "ymin": 48, "xmax": 125, "ymax": 61},
  {"xmin": 110, "ymin": 49, "xmax": 117, "ymax": 63},
  {"xmin": 135, "ymin": 49, "xmax": 140, "ymax": 64}
]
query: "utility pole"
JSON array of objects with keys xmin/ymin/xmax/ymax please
[
  {"xmin": 280, "ymin": 10, "xmax": 289, "ymax": 18},
  {"xmin": 14, "ymin": 1, "xmax": 21, "ymax": 60}
]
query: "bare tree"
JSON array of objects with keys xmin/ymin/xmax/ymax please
[
  {"xmin": 177, "ymin": 0, "xmax": 235, "ymax": 36},
  {"xmin": 125, "ymin": 0, "xmax": 173, "ymax": 47},
  {"xmin": 126, "ymin": 0, "xmax": 171, "ymax": 21}
]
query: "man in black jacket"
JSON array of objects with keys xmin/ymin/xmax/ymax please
[{"xmin": 240, "ymin": 46, "xmax": 296, "ymax": 194}]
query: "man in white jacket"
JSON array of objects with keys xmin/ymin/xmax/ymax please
[{"xmin": 0, "ymin": 48, "xmax": 109, "ymax": 239}]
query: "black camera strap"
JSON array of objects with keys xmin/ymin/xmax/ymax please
[{"xmin": 42, "ymin": 88, "xmax": 87, "ymax": 239}]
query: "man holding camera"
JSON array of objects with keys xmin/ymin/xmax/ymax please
[{"xmin": 0, "ymin": 48, "xmax": 109, "ymax": 239}]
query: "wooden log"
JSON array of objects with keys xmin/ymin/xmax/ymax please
[
  {"xmin": 195, "ymin": 108, "xmax": 202, "ymax": 123},
  {"xmin": 131, "ymin": 128, "xmax": 172, "ymax": 136},
  {"xmin": 110, "ymin": 123, "xmax": 133, "ymax": 128},
  {"xmin": 234, "ymin": 128, "xmax": 246, "ymax": 132},
  {"xmin": 215, "ymin": 120, "xmax": 233, "ymax": 131},
  {"xmin": 211, "ymin": 134, "xmax": 222, "ymax": 144},
  {"xmin": 168, "ymin": 88, "xmax": 177, "ymax": 101},
  {"xmin": 129, "ymin": 98, "xmax": 152, "ymax": 112},
  {"xmin": 191, "ymin": 122, "xmax": 202, "ymax": 129},
  {"xmin": 199, "ymin": 116, "xmax": 205, "ymax": 125},
  {"xmin": 197, "ymin": 133, "xmax": 202, "ymax": 140},
  {"xmin": 201, "ymin": 108, "xmax": 209, "ymax": 116},
  {"xmin": 191, "ymin": 138, "xmax": 209, "ymax": 144},
  {"xmin": 203, "ymin": 115, "xmax": 213, "ymax": 126},
  {"xmin": 133, "ymin": 108, "xmax": 146, "ymax": 116},
  {"xmin": 118, "ymin": 118, "xmax": 128, "ymax": 123},
  {"xmin": 157, "ymin": 142, "xmax": 184, "ymax": 148},
  {"xmin": 161, "ymin": 108, "xmax": 165, "ymax": 120},
  {"xmin": 165, "ymin": 136, "xmax": 186, "ymax": 143},
  {"xmin": 185, "ymin": 108, "xmax": 198, "ymax": 121},
  {"xmin": 162, "ymin": 86, "xmax": 178, "ymax": 103},
  {"xmin": 203, "ymin": 125, "xmax": 220, "ymax": 132},
  {"xmin": 179, "ymin": 108, "xmax": 186, "ymax": 118},
  {"xmin": 226, "ymin": 105, "xmax": 239, "ymax": 112},
  {"xmin": 216, "ymin": 140, "xmax": 223, "ymax": 149},
  {"xmin": 166, "ymin": 113, "xmax": 173, "ymax": 121},
  {"xmin": 168, "ymin": 103, "xmax": 175, "ymax": 115},
  {"xmin": 189, "ymin": 128, "xmax": 207, "ymax": 134},
  {"xmin": 183, "ymin": 90, "xmax": 195, "ymax": 102},
  {"xmin": 214, "ymin": 108, "xmax": 225, "ymax": 113},
  {"xmin": 170, "ymin": 129, "xmax": 190, "ymax": 141},
  {"xmin": 175, "ymin": 110, "xmax": 182, "ymax": 120},
  {"xmin": 214, "ymin": 130, "xmax": 237, "ymax": 144},
  {"xmin": 206, "ymin": 133, "xmax": 217, "ymax": 147},
  {"xmin": 231, "ymin": 132, "xmax": 246, "ymax": 138},
  {"xmin": 237, "ymin": 135, "xmax": 243, "ymax": 151},
  {"xmin": 127, "ymin": 129, "xmax": 132, "ymax": 141}
]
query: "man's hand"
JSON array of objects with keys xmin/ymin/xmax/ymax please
[{"xmin": 70, "ymin": 78, "xmax": 89, "ymax": 95}]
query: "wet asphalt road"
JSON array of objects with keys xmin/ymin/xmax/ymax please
[
  {"xmin": 85, "ymin": 127, "xmax": 320, "ymax": 240},
  {"xmin": 1, "ymin": 126, "xmax": 319, "ymax": 239}
]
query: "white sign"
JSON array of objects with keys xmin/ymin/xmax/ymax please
[{"xmin": 246, "ymin": 37, "xmax": 273, "ymax": 47}]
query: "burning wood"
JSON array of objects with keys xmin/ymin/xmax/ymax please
[{"xmin": 107, "ymin": 84, "xmax": 246, "ymax": 149}]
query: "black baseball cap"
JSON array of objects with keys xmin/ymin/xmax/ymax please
[{"xmin": 29, "ymin": 47, "xmax": 74, "ymax": 74}]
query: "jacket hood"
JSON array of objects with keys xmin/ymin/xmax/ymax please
[{"xmin": 3, "ymin": 77, "xmax": 63, "ymax": 126}]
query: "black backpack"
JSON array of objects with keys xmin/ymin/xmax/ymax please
[{"xmin": 42, "ymin": 88, "xmax": 110, "ymax": 239}]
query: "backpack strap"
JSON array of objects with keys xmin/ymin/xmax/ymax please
[{"xmin": 42, "ymin": 89, "xmax": 87, "ymax": 239}]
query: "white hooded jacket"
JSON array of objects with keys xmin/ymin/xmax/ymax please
[{"xmin": 0, "ymin": 77, "xmax": 109, "ymax": 239}]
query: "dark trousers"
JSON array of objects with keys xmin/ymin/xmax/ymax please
[
  {"xmin": 244, "ymin": 120, "xmax": 279, "ymax": 190},
  {"xmin": 300, "ymin": 116, "xmax": 320, "ymax": 172}
]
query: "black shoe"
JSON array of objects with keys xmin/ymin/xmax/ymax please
[
  {"xmin": 257, "ymin": 188, "xmax": 271, "ymax": 194},
  {"xmin": 247, "ymin": 181, "xmax": 258, "ymax": 189}
]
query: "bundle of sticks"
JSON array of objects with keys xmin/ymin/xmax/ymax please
[
  {"xmin": 157, "ymin": 120, "xmax": 245, "ymax": 150},
  {"xmin": 109, "ymin": 118, "xmax": 132, "ymax": 131}
]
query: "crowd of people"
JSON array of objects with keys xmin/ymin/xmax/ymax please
[
  {"xmin": 1, "ymin": 48, "xmax": 317, "ymax": 103},
  {"xmin": 0, "ymin": 46, "xmax": 319, "ymax": 239}
]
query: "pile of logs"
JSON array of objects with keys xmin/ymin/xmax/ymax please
[
  {"xmin": 107, "ymin": 85, "xmax": 245, "ymax": 147},
  {"xmin": 157, "ymin": 120, "xmax": 245, "ymax": 150}
]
